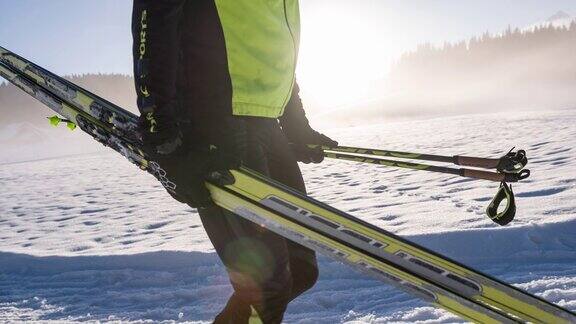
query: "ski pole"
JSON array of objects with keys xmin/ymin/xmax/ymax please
[
  {"xmin": 322, "ymin": 151, "xmax": 530, "ymax": 183},
  {"xmin": 311, "ymin": 147, "xmax": 530, "ymax": 226},
  {"xmin": 309, "ymin": 145, "xmax": 528, "ymax": 173}
]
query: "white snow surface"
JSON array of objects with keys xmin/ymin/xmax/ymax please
[{"xmin": 1, "ymin": 109, "xmax": 576, "ymax": 323}]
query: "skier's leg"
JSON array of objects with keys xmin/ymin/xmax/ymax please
[
  {"xmin": 267, "ymin": 122, "xmax": 320, "ymax": 301},
  {"xmin": 198, "ymin": 199, "xmax": 293, "ymax": 324},
  {"xmin": 199, "ymin": 205, "xmax": 292, "ymax": 324},
  {"xmin": 285, "ymin": 241, "xmax": 319, "ymax": 300},
  {"xmin": 197, "ymin": 119, "xmax": 297, "ymax": 324}
]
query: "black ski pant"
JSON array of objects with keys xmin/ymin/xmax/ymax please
[{"xmin": 198, "ymin": 118, "xmax": 318, "ymax": 323}]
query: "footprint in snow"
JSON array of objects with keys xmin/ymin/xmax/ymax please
[
  {"xmin": 550, "ymin": 160, "xmax": 568, "ymax": 166},
  {"xmin": 451, "ymin": 202, "xmax": 465, "ymax": 209},
  {"xmin": 121, "ymin": 239, "xmax": 143, "ymax": 246},
  {"xmin": 378, "ymin": 215, "xmax": 397, "ymax": 221},
  {"xmin": 70, "ymin": 245, "xmax": 91, "ymax": 252},
  {"xmin": 343, "ymin": 196, "xmax": 364, "ymax": 201},
  {"xmin": 397, "ymin": 186, "xmax": 420, "ymax": 192},
  {"xmin": 547, "ymin": 148, "xmax": 572, "ymax": 155},
  {"xmin": 371, "ymin": 185, "xmax": 388, "ymax": 194},
  {"xmin": 530, "ymin": 141, "xmax": 551, "ymax": 148},
  {"xmin": 54, "ymin": 216, "xmax": 76, "ymax": 222},
  {"xmin": 145, "ymin": 221, "xmax": 172, "ymax": 230},
  {"xmin": 515, "ymin": 187, "xmax": 568, "ymax": 198},
  {"xmin": 80, "ymin": 208, "xmax": 108, "ymax": 214}
]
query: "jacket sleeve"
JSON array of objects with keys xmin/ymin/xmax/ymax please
[
  {"xmin": 132, "ymin": 0, "xmax": 185, "ymax": 120},
  {"xmin": 279, "ymin": 81, "xmax": 312, "ymax": 137},
  {"xmin": 280, "ymin": 81, "xmax": 339, "ymax": 148}
]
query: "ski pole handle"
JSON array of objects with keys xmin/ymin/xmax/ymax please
[
  {"xmin": 460, "ymin": 169, "xmax": 506, "ymax": 182},
  {"xmin": 460, "ymin": 168, "xmax": 530, "ymax": 182},
  {"xmin": 455, "ymin": 156, "xmax": 500, "ymax": 169}
]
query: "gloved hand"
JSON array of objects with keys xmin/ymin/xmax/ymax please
[
  {"xmin": 280, "ymin": 82, "xmax": 338, "ymax": 164},
  {"xmin": 283, "ymin": 124, "xmax": 338, "ymax": 164},
  {"xmin": 151, "ymin": 146, "xmax": 240, "ymax": 209},
  {"xmin": 139, "ymin": 108, "xmax": 183, "ymax": 155},
  {"xmin": 139, "ymin": 109, "xmax": 240, "ymax": 208}
]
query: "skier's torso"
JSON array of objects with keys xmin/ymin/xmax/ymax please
[{"xmin": 177, "ymin": 0, "xmax": 300, "ymax": 121}]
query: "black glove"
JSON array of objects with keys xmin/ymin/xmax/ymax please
[
  {"xmin": 139, "ymin": 108, "xmax": 183, "ymax": 155},
  {"xmin": 280, "ymin": 82, "xmax": 338, "ymax": 164},
  {"xmin": 283, "ymin": 125, "xmax": 338, "ymax": 164},
  {"xmin": 140, "ymin": 111, "xmax": 243, "ymax": 208},
  {"xmin": 150, "ymin": 146, "xmax": 240, "ymax": 208}
]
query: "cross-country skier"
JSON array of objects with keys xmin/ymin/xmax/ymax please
[{"xmin": 131, "ymin": 1, "xmax": 338, "ymax": 323}]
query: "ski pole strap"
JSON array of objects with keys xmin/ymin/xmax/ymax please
[
  {"xmin": 486, "ymin": 182, "xmax": 516, "ymax": 226},
  {"xmin": 499, "ymin": 149, "xmax": 528, "ymax": 173}
]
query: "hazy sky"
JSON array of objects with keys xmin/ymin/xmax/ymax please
[{"xmin": 1, "ymin": 0, "xmax": 575, "ymax": 108}]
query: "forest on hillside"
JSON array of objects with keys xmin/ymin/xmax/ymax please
[{"xmin": 384, "ymin": 22, "xmax": 576, "ymax": 115}]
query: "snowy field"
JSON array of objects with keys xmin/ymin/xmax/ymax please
[{"xmin": 1, "ymin": 109, "xmax": 576, "ymax": 323}]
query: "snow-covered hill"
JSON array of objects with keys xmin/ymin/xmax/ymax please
[{"xmin": 1, "ymin": 109, "xmax": 575, "ymax": 322}]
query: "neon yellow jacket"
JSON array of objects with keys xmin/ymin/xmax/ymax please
[{"xmin": 216, "ymin": 0, "xmax": 300, "ymax": 118}]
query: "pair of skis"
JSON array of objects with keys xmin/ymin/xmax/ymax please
[{"xmin": 1, "ymin": 45, "xmax": 574, "ymax": 323}]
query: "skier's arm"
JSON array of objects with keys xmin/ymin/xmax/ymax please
[
  {"xmin": 132, "ymin": 0, "xmax": 185, "ymax": 155},
  {"xmin": 280, "ymin": 82, "xmax": 338, "ymax": 163}
]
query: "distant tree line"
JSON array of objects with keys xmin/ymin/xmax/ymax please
[{"xmin": 389, "ymin": 21, "xmax": 576, "ymax": 95}]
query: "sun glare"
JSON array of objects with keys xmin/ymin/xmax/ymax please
[{"xmin": 297, "ymin": 4, "xmax": 398, "ymax": 111}]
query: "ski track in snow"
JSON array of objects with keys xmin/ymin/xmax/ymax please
[{"xmin": 1, "ymin": 110, "xmax": 576, "ymax": 323}]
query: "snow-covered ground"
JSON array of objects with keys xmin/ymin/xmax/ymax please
[{"xmin": 1, "ymin": 109, "xmax": 575, "ymax": 323}]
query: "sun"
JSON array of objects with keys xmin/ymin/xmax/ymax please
[{"xmin": 296, "ymin": 3, "xmax": 398, "ymax": 112}]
